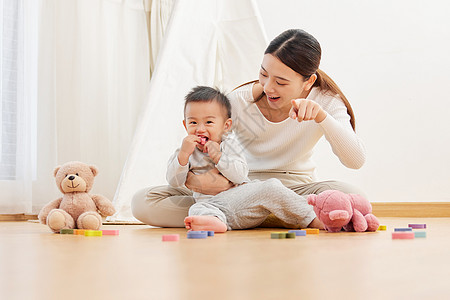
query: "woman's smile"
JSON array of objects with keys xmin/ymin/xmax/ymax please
[{"xmin": 267, "ymin": 95, "xmax": 280, "ymax": 102}]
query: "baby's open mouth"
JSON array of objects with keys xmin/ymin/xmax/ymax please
[{"xmin": 198, "ymin": 136, "xmax": 209, "ymax": 145}]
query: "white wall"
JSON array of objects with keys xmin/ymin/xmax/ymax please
[{"xmin": 257, "ymin": 0, "xmax": 450, "ymax": 202}]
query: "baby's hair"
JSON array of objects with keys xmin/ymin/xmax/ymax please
[{"xmin": 184, "ymin": 86, "xmax": 231, "ymax": 119}]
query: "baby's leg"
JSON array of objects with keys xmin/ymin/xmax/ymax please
[
  {"xmin": 213, "ymin": 179, "xmax": 318, "ymax": 229},
  {"xmin": 186, "ymin": 202, "xmax": 228, "ymax": 233}
]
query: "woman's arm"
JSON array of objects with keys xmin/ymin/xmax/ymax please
[
  {"xmin": 290, "ymin": 96, "xmax": 365, "ymax": 169},
  {"xmin": 318, "ymin": 114, "xmax": 366, "ymax": 169},
  {"xmin": 185, "ymin": 168, "xmax": 234, "ymax": 195}
]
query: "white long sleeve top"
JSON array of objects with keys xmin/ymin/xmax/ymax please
[
  {"xmin": 166, "ymin": 133, "xmax": 249, "ymax": 202},
  {"xmin": 228, "ymin": 83, "xmax": 366, "ymax": 181}
]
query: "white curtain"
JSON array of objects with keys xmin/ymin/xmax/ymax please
[
  {"xmin": 109, "ymin": 0, "xmax": 268, "ymax": 221},
  {"xmin": 1, "ymin": 0, "xmax": 151, "ymax": 214},
  {"xmin": 146, "ymin": 0, "xmax": 175, "ymax": 74},
  {"xmin": 0, "ymin": 0, "xmax": 38, "ymax": 213},
  {"xmin": 35, "ymin": 0, "xmax": 151, "ymax": 211}
]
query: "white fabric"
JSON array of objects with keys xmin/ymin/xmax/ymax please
[
  {"xmin": 0, "ymin": 0, "xmax": 38, "ymax": 213},
  {"xmin": 147, "ymin": 0, "xmax": 175, "ymax": 74},
  {"xmin": 30, "ymin": 0, "xmax": 150, "ymax": 213},
  {"xmin": 230, "ymin": 83, "xmax": 366, "ymax": 181},
  {"xmin": 166, "ymin": 133, "xmax": 249, "ymax": 202},
  {"xmin": 109, "ymin": 0, "xmax": 267, "ymax": 221}
]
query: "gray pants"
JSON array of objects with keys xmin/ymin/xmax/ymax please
[
  {"xmin": 189, "ymin": 178, "xmax": 316, "ymax": 230},
  {"xmin": 131, "ymin": 172, "xmax": 365, "ymax": 228}
]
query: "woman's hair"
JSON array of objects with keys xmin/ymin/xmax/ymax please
[
  {"xmin": 255, "ymin": 29, "xmax": 356, "ymax": 131},
  {"xmin": 184, "ymin": 86, "xmax": 232, "ymax": 119}
]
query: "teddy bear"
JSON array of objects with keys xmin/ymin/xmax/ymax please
[
  {"xmin": 307, "ymin": 190, "xmax": 380, "ymax": 233},
  {"xmin": 38, "ymin": 161, "xmax": 116, "ymax": 233}
]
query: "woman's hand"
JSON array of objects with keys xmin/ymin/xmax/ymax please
[
  {"xmin": 185, "ymin": 168, "xmax": 234, "ymax": 195},
  {"xmin": 289, "ymin": 99, "xmax": 327, "ymax": 123}
]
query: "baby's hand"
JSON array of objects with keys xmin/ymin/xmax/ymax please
[
  {"xmin": 204, "ymin": 141, "xmax": 221, "ymax": 164},
  {"xmin": 178, "ymin": 135, "xmax": 200, "ymax": 166}
]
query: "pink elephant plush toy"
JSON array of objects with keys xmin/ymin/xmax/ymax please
[{"xmin": 307, "ymin": 190, "xmax": 380, "ymax": 233}]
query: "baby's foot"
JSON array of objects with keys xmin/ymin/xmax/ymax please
[{"xmin": 184, "ymin": 216, "xmax": 227, "ymax": 233}]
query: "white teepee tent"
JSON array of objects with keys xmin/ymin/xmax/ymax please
[{"xmin": 108, "ymin": 0, "xmax": 267, "ymax": 221}]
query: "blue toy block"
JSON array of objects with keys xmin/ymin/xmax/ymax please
[
  {"xmin": 187, "ymin": 231, "xmax": 208, "ymax": 239},
  {"xmin": 288, "ymin": 230, "xmax": 307, "ymax": 236},
  {"xmin": 394, "ymin": 228, "xmax": 413, "ymax": 232}
]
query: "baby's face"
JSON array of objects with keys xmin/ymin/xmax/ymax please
[{"xmin": 184, "ymin": 101, "xmax": 231, "ymax": 151}]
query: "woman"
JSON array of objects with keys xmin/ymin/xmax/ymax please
[{"xmin": 131, "ymin": 29, "xmax": 366, "ymax": 228}]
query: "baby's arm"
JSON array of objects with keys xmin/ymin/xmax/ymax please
[
  {"xmin": 167, "ymin": 135, "xmax": 201, "ymax": 187},
  {"xmin": 166, "ymin": 148, "xmax": 190, "ymax": 187},
  {"xmin": 214, "ymin": 135, "xmax": 248, "ymax": 184}
]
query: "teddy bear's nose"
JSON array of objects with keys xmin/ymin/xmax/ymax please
[{"xmin": 68, "ymin": 175, "xmax": 75, "ymax": 181}]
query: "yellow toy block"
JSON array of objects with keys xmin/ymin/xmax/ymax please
[
  {"xmin": 301, "ymin": 228, "xmax": 319, "ymax": 234},
  {"xmin": 84, "ymin": 230, "xmax": 102, "ymax": 237},
  {"xmin": 378, "ymin": 225, "xmax": 387, "ymax": 231}
]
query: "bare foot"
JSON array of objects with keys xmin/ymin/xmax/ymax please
[
  {"xmin": 308, "ymin": 217, "xmax": 325, "ymax": 230},
  {"xmin": 184, "ymin": 216, "xmax": 227, "ymax": 233}
]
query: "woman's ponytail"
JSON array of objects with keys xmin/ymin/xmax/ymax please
[{"xmin": 315, "ymin": 69, "xmax": 355, "ymax": 131}]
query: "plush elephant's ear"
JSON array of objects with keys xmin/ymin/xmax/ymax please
[
  {"xmin": 307, "ymin": 195, "xmax": 316, "ymax": 205},
  {"xmin": 53, "ymin": 166, "xmax": 61, "ymax": 177},
  {"xmin": 329, "ymin": 210, "xmax": 350, "ymax": 221},
  {"xmin": 90, "ymin": 165, "xmax": 99, "ymax": 177}
]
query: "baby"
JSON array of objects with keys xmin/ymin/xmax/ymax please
[{"xmin": 167, "ymin": 86, "xmax": 318, "ymax": 233}]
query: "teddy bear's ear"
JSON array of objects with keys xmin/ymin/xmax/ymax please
[
  {"xmin": 90, "ymin": 165, "xmax": 99, "ymax": 177},
  {"xmin": 53, "ymin": 166, "xmax": 61, "ymax": 177}
]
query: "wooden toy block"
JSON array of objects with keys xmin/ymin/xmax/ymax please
[
  {"xmin": 270, "ymin": 232, "xmax": 286, "ymax": 239},
  {"xmin": 198, "ymin": 231, "xmax": 214, "ymax": 237},
  {"xmin": 74, "ymin": 229, "xmax": 85, "ymax": 235},
  {"xmin": 84, "ymin": 230, "xmax": 102, "ymax": 237},
  {"xmin": 102, "ymin": 230, "xmax": 119, "ymax": 235},
  {"xmin": 392, "ymin": 232, "xmax": 414, "ymax": 239},
  {"xmin": 301, "ymin": 228, "xmax": 319, "ymax": 234},
  {"xmin": 394, "ymin": 228, "xmax": 412, "ymax": 232},
  {"xmin": 286, "ymin": 232, "xmax": 296, "ymax": 239},
  {"xmin": 408, "ymin": 224, "xmax": 426, "ymax": 229},
  {"xmin": 288, "ymin": 230, "xmax": 306, "ymax": 236},
  {"xmin": 60, "ymin": 229, "xmax": 74, "ymax": 234},
  {"xmin": 414, "ymin": 231, "xmax": 427, "ymax": 238},
  {"xmin": 187, "ymin": 231, "xmax": 208, "ymax": 239},
  {"xmin": 378, "ymin": 225, "xmax": 387, "ymax": 231},
  {"xmin": 162, "ymin": 234, "xmax": 180, "ymax": 241}
]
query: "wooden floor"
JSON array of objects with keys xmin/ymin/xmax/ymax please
[{"xmin": 1, "ymin": 218, "xmax": 449, "ymax": 300}]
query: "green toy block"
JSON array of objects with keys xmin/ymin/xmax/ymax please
[
  {"xmin": 414, "ymin": 231, "xmax": 427, "ymax": 238},
  {"xmin": 270, "ymin": 232, "xmax": 287, "ymax": 239},
  {"xmin": 286, "ymin": 232, "xmax": 296, "ymax": 239}
]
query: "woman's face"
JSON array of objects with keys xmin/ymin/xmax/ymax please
[{"xmin": 258, "ymin": 54, "xmax": 312, "ymax": 112}]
